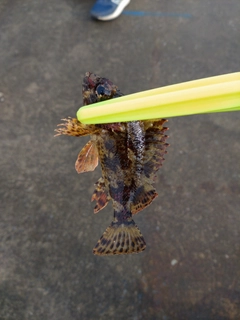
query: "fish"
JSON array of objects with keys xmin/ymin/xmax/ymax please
[{"xmin": 55, "ymin": 72, "xmax": 169, "ymax": 256}]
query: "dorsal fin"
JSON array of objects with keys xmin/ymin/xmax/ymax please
[
  {"xmin": 143, "ymin": 119, "xmax": 169, "ymax": 183},
  {"xmin": 93, "ymin": 220, "xmax": 146, "ymax": 255}
]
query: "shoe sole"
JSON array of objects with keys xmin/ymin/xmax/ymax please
[{"xmin": 93, "ymin": 0, "xmax": 130, "ymax": 21}]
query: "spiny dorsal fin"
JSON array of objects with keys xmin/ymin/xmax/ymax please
[
  {"xmin": 143, "ymin": 119, "xmax": 169, "ymax": 183},
  {"xmin": 75, "ymin": 140, "xmax": 98, "ymax": 173},
  {"xmin": 91, "ymin": 177, "xmax": 110, "ymax": 213},
  {"xmin": 93, "ymin": 220, "xmax": 146, "ymax": 256},
  {"xmin": 131, "ymin": 184, "xmax": 158, "ymax": 215}
]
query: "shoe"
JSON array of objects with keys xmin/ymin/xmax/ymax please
[{"xmin": 91, "ymin": 0, "xmax": 130, "ymax": 21}]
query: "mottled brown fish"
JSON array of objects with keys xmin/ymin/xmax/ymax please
[{"xmin": 55, "ymin": 72, "xmax": 169, "ymax": 256}]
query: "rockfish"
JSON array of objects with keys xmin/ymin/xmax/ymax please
[{"xmin": 55, "ymin": 72, "xmax": 169, "ymax": 256}]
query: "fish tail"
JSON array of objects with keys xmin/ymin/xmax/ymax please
[{"xmin": 93, "ymin": 219, "xmax": 146, "ymax": 256}]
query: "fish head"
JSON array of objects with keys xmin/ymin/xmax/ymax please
[{"xmin": 82, "ymin": 72, "xmax": 123, "ymax": 106}]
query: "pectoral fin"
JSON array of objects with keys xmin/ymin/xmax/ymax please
[
  {"xmin": 55, "ymin": 117, "xmax": 99, "ymax": 137},
  {"xmin": 75, "ymin": 140, "xmax": 98, "ymax": 173}
]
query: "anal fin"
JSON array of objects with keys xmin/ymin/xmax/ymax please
[
  {"xmin": 75, "ymin": 140, "xmax": 98, "ymax": 173},
  {"xmin": 91, "ymin": 177, "xmax": 110, "ymax": 213},
  {"xmin": 93, "ymin": 220, "xmax": 146, "ymax": 256}
]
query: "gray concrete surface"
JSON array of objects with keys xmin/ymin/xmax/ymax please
[{"xmin": 1, "ymin": 0, "xmax": 240, "ymax": 319}]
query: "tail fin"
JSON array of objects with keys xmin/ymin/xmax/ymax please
[{"xmin": 93, "ymin": 220, "xmax": 146, "ymax": 256}]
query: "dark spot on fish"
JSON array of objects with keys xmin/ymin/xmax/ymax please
[
  {"xmin": 101, "ymin": 238, "xmax": 107, "ymax": 245},
  {"xmin": 109, "ymin": 182, "xmax": 124, "ymax": 200},
  {"xmin": 121, "ymin": 241, "xmax": 125, "ymax": 247},
  {"xmin": 132, "ymin": 241, "xmax": 135, "ymax": 248},
  {"xmin": 119, "ymin": 248, "xmax": 123, "ymax": 253},
  {"xmin": 103, "ymin": 154, "xmax": 118, "ymax": 173},
  {"xmin": 104, "ymin": 139, "xmax": 115, "ymax": 151},
  {"xmin": 90, "ymin": 93, "xmax": 98, "ymax": 103},
  {"xmin": 116, "ymin": 241, "xmax": 120, "ymax": 248},
  {"xmin": 110, "ymin": 243, "xmax": 114, "ymax": 249},
  {"xmin": 126, "ymin": 239, "xmax": 130, "ymax": 246},
  {"xmin": 133, "ymin": 186, "xmax": 144, "ymax": 201},
  {"xmin": 143, "ymin": 162, "xmax": 153, "ymax": 178},
  {"xmin": 95, "ymin": 242, "xmax": 100, "ymax": 248},
  {"xmin": 98, "ymin": 198, "xmax": 105, "ymax": 207}
]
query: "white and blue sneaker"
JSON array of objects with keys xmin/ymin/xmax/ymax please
[{"xmin": 91, "ymin": 0, "xmax": 131, "ymax": 21}]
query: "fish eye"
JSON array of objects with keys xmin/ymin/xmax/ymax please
[{"xmin": 96, "ymin": 85, "xmax": 105, "ymax": 96}]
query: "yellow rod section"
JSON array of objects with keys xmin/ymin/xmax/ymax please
[{"xmin": 77, "ymin": 72, "xmax": 240, "ymax": 124}]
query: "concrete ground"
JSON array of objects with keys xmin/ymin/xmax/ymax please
[{"xmin": 1, "ymin": 0, "xmax": 240, "ymax": 319}]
